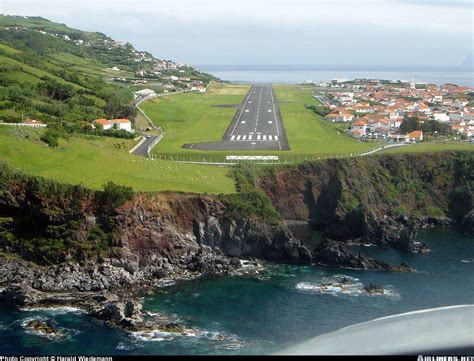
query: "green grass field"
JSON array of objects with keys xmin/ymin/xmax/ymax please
[
  {"xmin": 0, "ymin": 127, "xmax": 235, "ymax": 194},
  {"xmin": 381, "ymin": 142, "xmax": 473, "ymax": 154},
  {"xmin": 140, "ymin": 83, "xmax": 251, "ymax": 159},
  {"xmin": 274, "ymin": 85, "xmax": 375, "ymax": 155},
  {"xmin": 140, "ymin": 83, "xmax": 376, "ymax": 161}
]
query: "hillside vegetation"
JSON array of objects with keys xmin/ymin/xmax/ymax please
[{"xmin": 0, "ymin": 15, "xmax": 214, "ymax": 131}]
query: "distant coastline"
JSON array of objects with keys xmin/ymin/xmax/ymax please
[{"xmin": 196, "ymin": 65, "xmax": 474, "ymax": 86}]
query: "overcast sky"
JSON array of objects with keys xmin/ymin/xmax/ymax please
[{"xmin": 1, "ymin": 0, "xmax": 472, "ymax": 67}]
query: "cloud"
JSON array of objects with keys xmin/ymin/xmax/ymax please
[{"xmin": 1, "ymin": 0, "xmax": 472, "ymax": 65}]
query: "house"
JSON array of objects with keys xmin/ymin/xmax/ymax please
[
  {"xmin": 368, "ymin": 118, "xmax": 390, "ymax": 134},
  {"xmin": 415, "ymin": 102, "xmax": 431, "ymax": 114},
  {"xmin": 390, "ymin": 134, "xmax": 409, "ymax": 143},
  {"xmin": 407, "ymin": 130, "xmax": 423, "ymax": 142},
  {"xmin": 24, "ymin": 119, "xmax": 47, "ymax": 128},
  {"xmin": 134, "ymin": 88, "xmax": 156, "ymax": 98},
  {"xmin": 452, "ymin": 123, "xmax": 474, "ymax": 137},
  {"xmin": 433, "ymin": 112, "xmax": 449, "ymax": 123},
  {"xmin": 94, "ymin": 118, "xmax": 132, "ymax": 132},
  {"xmin": 353, "ymin": 103, "xmax": 373, "ymax": 113},
  {"xmin": 191, "ymin": 85, "xmax": 207, "ymax": 93},
  {"xmin": 325, "ymin": 112, "xmax": 354, "ymax": 122},
  {"xmin": 350, "ymin": 119, "xmax": 367, "ymax": 137}
]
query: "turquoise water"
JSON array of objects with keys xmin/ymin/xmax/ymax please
[{"xmin": 0, "ymin": 228, "xmax": 472, "ymax": 355}]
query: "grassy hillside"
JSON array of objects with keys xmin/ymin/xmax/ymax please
[
  {"xmin": 0, "ymin": 126, "xmax": 235, "ymax": 194},
  {"xmin": 0, "ymin": 15, "xmax": 216, "ymax": 130}
]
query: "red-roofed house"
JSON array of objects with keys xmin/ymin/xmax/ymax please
[
  {"xmin": 350, "ymin": 119, "xmax": 367, "ymax": 137},
  {"xmin": 325, "ymin": 112, "xmax": 354, "ymax": 122},
  {"xmin": 407, "ymin": 130, "xmax": 423, "ymax": 142},
  {"xmin": 94, "ymin": 118, "xmax": 132, "ymax": 132}
]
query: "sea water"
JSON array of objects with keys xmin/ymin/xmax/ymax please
[
  {"xmin": 0, "ymin": 228, "xmax": 472, "ymax": 355},
  {"xmin": 196, "ymin": 65, "xmax": 474, "ymax": 86}
]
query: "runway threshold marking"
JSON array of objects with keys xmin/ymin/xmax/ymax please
[{"xmin": 231, "ymin": 135, "xmax": 235, "ymax": 140}]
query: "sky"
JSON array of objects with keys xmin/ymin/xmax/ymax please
[{"xmin": 1, "ymin": 0, "xmax": 473, "ymax": 67}]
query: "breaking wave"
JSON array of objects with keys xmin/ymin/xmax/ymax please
[
  {"xmin": 296, "ymin": 275, "xmax": 400, "ymax": 299},
  {"xmin": 20, "ymin": 316, "xmax": 80, "ymax": 341}
]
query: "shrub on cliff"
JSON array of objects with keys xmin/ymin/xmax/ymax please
[
  {"xmin": 224, "ymin": 163, "xmax": 281, "ymax": 223},
  {"xmin": 99, "ymin": 181, "xmax": 134, "ymax": 210},
  {"xmin": 220, "ymin": 191, "xmax": 280, "ymax": 223}
]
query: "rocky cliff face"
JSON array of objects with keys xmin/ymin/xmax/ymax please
[
  {"xmin": 0, "ymin": 152, "xmax": 471, "ymax": 330},
  {"xmin": 257, "ymin": 152, "xmax": 473, "ymax": 250},
  {"xmin": 0, "ymin": 184, "xmax": 312, "ymax": 330}
]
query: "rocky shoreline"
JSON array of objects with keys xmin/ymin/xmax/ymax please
[{"xmin": 0, "ymin": 152, "xmax": 472, "ymax": 334}]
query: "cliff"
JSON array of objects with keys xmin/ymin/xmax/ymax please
[
  {"xmin": 256, "ymin": 151, "xmax": 473, "ymax": 250},
  {"xmin": 0, "ymin": 151, "xmax": 472, "ymax": 330}
]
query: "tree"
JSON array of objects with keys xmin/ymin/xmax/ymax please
[
  {"xmin": 40, "ymin": 129, "xmax": 60, "ymax": 148},
  {"xmin": 37, "ymin": 78, "xmax": 75, "ymax": 101},
  {"xmin": 400, "ymin": 116, "xmax": 420, "ymax": 134},
  {"xmin": 104, "ymin": 88, "xmax": 136, "ymax": 119}
]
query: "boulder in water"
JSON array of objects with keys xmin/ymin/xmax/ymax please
[{"xmin": 25, "ymin": 319, "xmax": 63, "ymax": 338}]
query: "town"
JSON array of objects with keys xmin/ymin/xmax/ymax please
[{"xmin": 312, "ymin": 79, "xmax": 473, "ymax": 143}]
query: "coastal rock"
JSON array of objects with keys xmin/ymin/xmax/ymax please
[
  {"xmin": 461, "ymin": 209, "xmax": 474, "ymax": 235},
  {"xmin": 364, "ymin": 283, "xmax": 385, "ymax": 295},
  {"xmin": 313, "ymin": 240, "xmax": 415, "ymax": 272},
  {"xmin": 91, "ymin": 298, "xmax": 143, "ymax": 325},
  {"xmin": 24, "ymin": 319, "xmax": 63, "ymax": 338}
]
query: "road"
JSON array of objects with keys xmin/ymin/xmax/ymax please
[
  {"xmin": 183, "ymin": 84, "xmax": 289, "ymax": 151},
  {"xmin": 132, "ymin": 135, "xmax": 160, "ymax": 156}
]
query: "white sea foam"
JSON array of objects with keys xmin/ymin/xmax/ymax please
[
  {"xmin": 296, "ymin": 275, "xmax": 400, "ymax": 299},
  {"xmin": 20, "ymin": 316, "xmax": 80, "ymax": 341},
  {"xmin": 132, "ymin": 330, "xmax": 176, "ymax": 342},
  {"xmin": 131, "ymin": 324, "xmax": 246, "ymax": 349},
  {"xmin": 21, "ymin": 306, "xmax": 85, "ymax": 315},
  {"xmin": 235, "ymin": 259, "xmax": 267, "ymax": 279},
  {"xmin": 156, "ymin": 279, "xmax": 177, "ymax": 288}
]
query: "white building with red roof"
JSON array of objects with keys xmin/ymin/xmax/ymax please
[{"xmin": 94, "ymin": 118, "xmax": 132, "ymax": 132}]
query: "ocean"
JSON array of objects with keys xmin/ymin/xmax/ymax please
[
  {"xmin": 196, "ymin": 65, "xmax": 474, "ymax": 86},
  {"xmin": 0, "ymin": 228, "xmax": 472, "ymax": 355}
]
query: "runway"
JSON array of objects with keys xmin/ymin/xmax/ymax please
[{"xmin": 182, "ymin": 84, "xmax": 289, "ymax": 151}]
